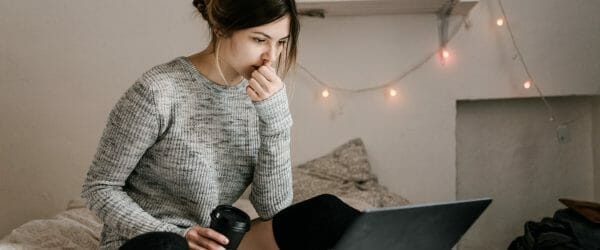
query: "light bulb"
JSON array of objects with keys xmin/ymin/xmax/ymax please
[
  {"xmin": 442, "ymin": 49, "xmax": 450, "ymax": 59},
  {"xmin": 523, "ymin": 81, "xmax": 532, "ymax": 89},
  {"xmin": 389, "ymin": 88, "xmax": 397, "ymax": 97},
  {"xmin": 322, "ymin": 89, "xmax": 330, "ymax": 98},
  {"xmin": 496, "ymin": 18, "xmax": 504, "ymax": 26}
]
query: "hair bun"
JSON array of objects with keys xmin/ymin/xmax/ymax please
[
  {"xmin": 193, "ymin": 0, "xmax": 205, "ymax": 8},
  {"xmin": 192, "ymin": 0, "xmax": 208, "ymax": 20}
]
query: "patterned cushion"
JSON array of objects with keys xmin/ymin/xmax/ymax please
[{"xmin": 292, "ymin": 138, "xmax": 409, "ymax": 207}]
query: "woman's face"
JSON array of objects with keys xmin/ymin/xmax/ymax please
[{"xmin": 219, "ymin": 15, "xmax": 291, "ymax": 80}]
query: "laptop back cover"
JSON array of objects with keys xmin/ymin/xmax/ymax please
[{"xmin": 333, "ymin": 198, "xmax": 492, "ymax": 250}]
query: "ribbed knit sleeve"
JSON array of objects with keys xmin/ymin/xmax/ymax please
[
  {"xmin": 250, "ymin": 86, "xmax": 294, "ymax": 219},
  {"xmin": 81, "ymin": 81, "xmax": 186, "ymax": 239}
]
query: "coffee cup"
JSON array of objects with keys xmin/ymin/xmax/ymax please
[{"xmin": 209, "ymin": 205, "xmax": 251, "ymax": 250}]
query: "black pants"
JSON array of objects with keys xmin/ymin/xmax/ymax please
[
  {"xmin": 120, "ymin": 194, "xmax": 361, "ymax": 250},
  {"xmin": 120, "ymin": 231, "xmax": 188, "ymax": 250}
]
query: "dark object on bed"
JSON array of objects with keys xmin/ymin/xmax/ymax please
[
  {"xmin": 508, "ymin": 208, "xmax": 600, "ymax": 250},
  {"xmin": 559, "ymin": 198, "xmax": 600, "ymax": 224}
]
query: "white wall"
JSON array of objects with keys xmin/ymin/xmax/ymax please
[
  {"xmin": 0, "ymin": 0, "xmax": 207, "ymax": 236},
  {"xmin": 1, "ymin": 0, "xmax": 599, "ymax": 238}
]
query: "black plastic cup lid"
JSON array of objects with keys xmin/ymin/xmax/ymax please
[{"xmin": 211, "ymin": 205, "xmax": 251, "ymax": 232}]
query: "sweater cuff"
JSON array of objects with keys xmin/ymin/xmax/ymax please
[
  {"xmin": 253, "ymin": 86, "xmax": 293, "ymax": 132},
  {"xmin": 180, "ymin": 227, "xmax": 193, "ymax": 238}
]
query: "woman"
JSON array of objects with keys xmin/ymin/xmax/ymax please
[{"xmin": 82, "ymin": 0, "xmax": 360, "ymax": 249}]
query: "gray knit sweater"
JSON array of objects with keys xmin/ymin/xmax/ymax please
[{"xmin": 81, "ymin": 57, "xmax": 293, "ymax": 249}]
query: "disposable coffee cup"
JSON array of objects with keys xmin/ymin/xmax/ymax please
[{"xmin": 210, "ymin": 205, "xmax": 251, "ymax": 250}]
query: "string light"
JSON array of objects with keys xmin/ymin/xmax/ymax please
[
  {"xmin": 296, "ymin": 13, "xmax": 466, "ymax": 96},
  {"xmin": 388, "ymin": 88, "xmax": 398, "ymax": 97},
  {"xmin": 497, "ymin": 0, "xmax": 557, "ymax": 122},
  {"xmin": 496, "ymin": 18, "xmax": 504, "ymax": 26},
  {"xmin": 439, "ymin": 48, "xmax": 451, "ymax": 65},
  {"xmin": 436, "ymin": 47, "xmax": 452, "ymax": 65},
  {"xmin": 442, "ymin": 49, "xmax": 450, "ymax": 59},
  {"xmin": 438, "ymin": 8, "xmax": 451, "ymax": 66},
  {"xmin": 297, "ymin": 0, "xmax": 557, "ymax": 125}
]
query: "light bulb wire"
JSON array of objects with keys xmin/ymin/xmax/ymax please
[
  {"xmin": 297, "ymin": 0, "xmax": 560, "ymax": 123},
  {"xmin": 297, "ymin": 15, "xmax": 467, "ymax": 94},
  {"xmin": 497, "ymin": 0, "xmax": 557, "ymax": 121}
]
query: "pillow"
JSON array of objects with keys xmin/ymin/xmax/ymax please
[
  {"xmin": 293, "ymin": 138, "xmax": 409, "ymax": 208},
  {"xmin": 296, "ymin": 138, "xmax": 376, "ymax": 182}
]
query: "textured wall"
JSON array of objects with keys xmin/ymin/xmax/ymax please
[
  {"xmin": 456, "ymin": 96, "xmax": 596, "ymax": 250},
  {"xmin": 594, "ymin": 96, "xmax": 600, "ymax": 201}
]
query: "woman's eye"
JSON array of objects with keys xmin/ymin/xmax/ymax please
[
  {"xmin": 254, "ymin": 38, "xmax": 266, "ymax": 43},
  {"xmin": 278, "ymin": 40, "xmax": 288, "ymax": 45}
]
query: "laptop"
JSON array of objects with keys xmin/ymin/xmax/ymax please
[{"xmin": 333, "ymin": 198, "xmax": 492, "ymax": 250}]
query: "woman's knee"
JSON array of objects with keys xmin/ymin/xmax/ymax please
[
  {"xmin": 310, "ymin": 194, "xmax": 348, "ymax": 210},
  {"xmin": 119, "ymin": 231, "xmax": 188, "ymax": 250},
  {"xmin": 271, "ymin": 194, "xmax": 362, "ymax": 250}
]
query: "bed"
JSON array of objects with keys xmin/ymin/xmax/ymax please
[{"xmin": 0, "ymin": 138, "xmax": 409, "ymax": 249}]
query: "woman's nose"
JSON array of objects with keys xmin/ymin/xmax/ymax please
[{"xmin": 261, "ymin": 45, "xmax": 277, "ymax": 64}]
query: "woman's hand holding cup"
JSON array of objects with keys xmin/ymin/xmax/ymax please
[{"xmin": 185, "ymin": 225, "xmax": 229, "ymax": 250}]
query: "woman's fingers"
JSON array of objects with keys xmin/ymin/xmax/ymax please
[
  {"xmin": 248, "ymin": 64, "xmax": 283, "ymax": 101},
  {"xmin": 248, "ymin": 78, "xmax": 266, "ymax": 96},
  {"xmin": 246, "ymin": 82, "xmax": 261, "ymax": 102},
  {"xmin": 257, "ymin": 65, "xmax": 278, "ymax": 84},
  {"xmin": 188, "ymin": 242, "xmax": 207, "ymax": 250},
  {"xmin": 251, "ymin": 70, "xmax": 272, "ymax": 93},
  {"xmin": 246, "ymin": 87, "xmax": 259, "ymax": 101},
  {"xmin": 186, "ymin": 226, "xmax": 229, "ymax": 250},
  {"xmin": 197, "ymin": 227, "xmax": 229, "ymax": 246}
]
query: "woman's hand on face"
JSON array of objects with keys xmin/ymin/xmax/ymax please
[
  {"xmin": 246, "ymin": 62, "xmax": 284, "ymax": 102},
  {"xmin": 185, "ymin": 225, "xmax": 229, "ymax": 250}
]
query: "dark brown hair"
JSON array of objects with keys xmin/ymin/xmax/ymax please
[{"xmin": 193, "ymin": 0, "xmax": 300, "ymax": 78}]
